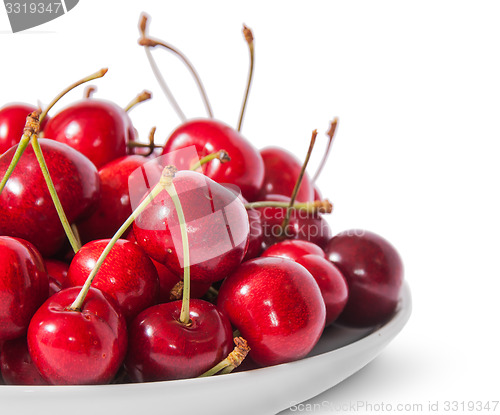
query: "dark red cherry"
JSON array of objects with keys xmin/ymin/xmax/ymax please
[
  {"xmin": 256, "ymin": 194, "xmax": 332, "ymax": 249},
  {"xmin": 162, "ymin": 119, "xmax": 264, "ymax": 201},
  {"xmin": 133, "ymin": 170, "xmax": 249, "ymax": 284},
  {"xmin": 125, "ymin": 299, "xmax": 233, "ymax": 382},
  {"xmin": 125, "ymin": 230, "xmax": 210, "ymax": 302},
  {"xmin": 152, "ymin": 258, "xmax": 210, "ymax": 303},
  {"xmin": 45, "ymin": 259, "xmax": 69, "ymax": 296},
  {"xmin": 261, "ymin": 239, "xmax": 325, "ymax": 261},
  {"xmin": 295, "ymin": 255, "xmax": 349, "ymax": 326},
  {"xmin": 0, "ymin": 104, "xmax": 50, "ymax": 154},
  {"xmin": 44, "ymin": 99, "xmax": 135, "ymax": 168},
  {"xmin": 0, "ymin": 139, "xmax": 100, "ymax": 257},
  {"xmin": 217, "ymin": 257, "xmax": 325, "ymax": 367},
  {"xmin": 325, "ymin": 230, "xmax": 404, "ymax": 327},
  {"xmin": 0, "ymin": 337, "xmax": 47, "ymax": 385},
  {"xmin": 27, "ymin": 287, "xmax": 127, "ymax": 385},
  {"xmin": 0, "ymin": 237, "xmax": 48, "ymax": 341},
  {"xmin": 66, "ymin": 239, "xmax": 159, "ymax": 322},
  {"xmin": 258, "ymin": 147, "xmax": 314, "ymax": 202},
  {"xmin": 78, "ymin": 155, "xmax": 148, "ymax": 244}
]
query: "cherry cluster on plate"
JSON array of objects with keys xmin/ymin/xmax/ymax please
[{"xmin": 0, "ymin": 15, "xmax": 404, "ymax": 386}]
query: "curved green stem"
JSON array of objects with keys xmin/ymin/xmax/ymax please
[
  {"xmin": 0, "ymin": 135, "xmax": 31, "ymax": 195},
  {"xmin": 312, "ymin": 118, "xmax": 338, "ymax": 183},
  {"xmin": 40, "ymin": 68, "xmax": 108, "ymax": 124},
  {"xmin": 124, "ymin": 90, "xmax": 152, "ymax": 112},
  {"xmin": 31, "ymin": 135, "xmax": 81, "ymax": 253},
  {"xmin": 190, "ymin": 150, "xmax": 230, "ymax": 171},
  {"xmin": 69, "ymin": 182, "xmax": 164, "ymax": 311},
  {"xmin": 237, "ymin": 25, "xmax": 254, "ymax": 132},
  {"xmin": 164, "ymin": 181, "xmax": 191, "ymax": 325},
  {"xmin": 281, "ymin": 130, "xmax": 318, "ymax": 234}
]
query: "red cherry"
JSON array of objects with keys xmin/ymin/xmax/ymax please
[
  {"xmin": 133, "ymin": 170, "xmax": 249, "ymax": 284},
  {"xmin": 0, "ymin": 139, "xmax": 100, "ymax": 257},
  {"xmin": 325, "ymin": 230, "xmax": 404, "ymax": 327},
  {"xmin": 258, "ymin": 147, "xmax": 314, "ymax": 202},
  {"xmin": 78, "ymin": 155, "xmax": 148, "ymax": 244},
  {"xmin": 125, "ymin": 299, "xmax": 233, "ymax": 382},
  {"xmin": 256, "ymin": 194, "xmax": 332, "ymax": 249},
  {"xmin": 0, "ymin": 337, "xmax": 47, "ymax": 385},
  {"xmin": 126, "ymin": 223, "xmax": 211, "ymax": 303},
  {"xmin": 27, "ymin": 287, "xmax": 127, "ymax": 385},
  {"xmin": 66, "ymin": 239, "xmax": 159, "ymax": 322},
  {"xmin": 295, "ymin": 255, "xmax": 349, "ymax": 326},
  {"xmin": 0, "ymin": 104, "xmax": 50, "ymax": 154},
  {"xmin": 162, "ymin": 119, "xmax": 264, "ymax": 201},
  {"xmin": 44, "ymin": 99, "xmax": 135, "ymax": 169},
  {"xmin": 261, "ymin": 239, "xmax": 325, "ymax": 261},
  {"xmin": 217, "ymin": 257, "xmax": 325, "ymax": 367},
  {"xmin": 0, "ymin": 237, "xmax": 48, "ymax": 341},
  {"xmin": 151, "ymin": 258, "xmax": 210, "ymax": 303},
  {"xmin": 45, "ymin": 259, "xmax": 69, "ymax": 296}
]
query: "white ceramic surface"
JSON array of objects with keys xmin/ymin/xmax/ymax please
[{"xmin": 0, "ymin": 282, "xmax": 411, "ymax": 415}]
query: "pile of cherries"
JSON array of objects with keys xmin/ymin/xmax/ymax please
[{"xmin": 0, "ymin": 16, "xmax": 404, "ymax": 386}]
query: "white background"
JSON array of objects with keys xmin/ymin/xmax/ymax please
[{"xmin": 1, "ymin": 1, "xmax": 499, "ymax": 414}]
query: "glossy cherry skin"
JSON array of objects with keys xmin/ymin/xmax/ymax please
[
  {"xmin": 261, "ymin": 239, "xmax": 325, "ymax": 261},
  {"xmin": 44, "ymin": 99, "xmax": 135, "ymax": 169},
  {"xmin": 0, "ymin": 337, "xmax": 47, "ymax": 385},
  {"xmin": 133, "ymin": 170, "xmax": 250, "ymax": 284},
  {"xmin": 78, "ymin": 155, "xmax": 148, "ymax": 244},
  {"xmin": 27, "ymin": 287, "xmax": 127, "ymax": 385},
  {"xmin": 66, "ymin": 239, "xmax": 159, "ymax": 323},
  {"xmin": 257, "ymin": 194, "xmax": 332, "ymax": 249},
  {"xmin": 125, "ymin": 299, "xmax": 233, "ymax": 382},
  {"xmin": 217, "ymin": 257, "xmax": 325, "ymax": 367},
  {"xmin": 45, "ymin": 259, "xmax": 69, "ymax": 296},
  {"xmin": 258, "ymin": 147, "xmax": 314, "ymax": 202},
  {"xmin": 0, "ymin": 139, "xmax": 100, "ymax": 257},
  {"xmin": 0, "ymin": 237, "xmax": 48, "ymax": 341},
  {"xmin": 325, "ymin": 230, "xmax": 404, "ymax": 327},
  {"xmin": 162, "ymin": 119, "xmax": 264, "ymax": 201},
  {"xmin": 295, "ymin": 255, "xmax": 349, "ymax": 326},
  {"xmin": 0, "ymin": 104, "xmax": 50, "ymax": 154}
]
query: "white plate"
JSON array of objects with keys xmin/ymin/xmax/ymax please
[{"xmin": 0, "ymin": 281, "xmax": 411, "ymax": 415}]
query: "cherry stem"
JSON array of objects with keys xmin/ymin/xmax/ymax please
[
  {"xmin": 280, "ymin": 130, "xmax": 318, "ymax": 233},
  {"xmin": 245, "ymin": 199, "xmax": 333, "ymax": 214},
  {"xmin": 198, "ymin": 337, "xmax": 250, "ymax": 377},
  {"xmin": 124, "ymin": 90, "xmax": 152, "ymax": 112},
  {"xmin": 84, "ymin": 86, "xmax": 96, "ymax": 99},
  {"xmin": 190, "ymin": 150, "xmax": 231, "ymax": 171},
  {"xmin": 0, "ymin": 111, "xmax": 37, "ymax": 194},
  {"xmin": 237, "ymin": 25, "xmax": 254, "ymax": 132},
  {"xmin": 0, "ymin": 69, "xmax": 108, "ymax": 196},
  {"xmin": 169, "ymin": 281, "xmax": 184, "ymax": 301},
  {"xmin": 138, "ymin": 14, "xmax": 186, "ymax": 122},
  {"xmin": 162, "ymin": 169, "xmax": 191, "ymax": 325},
  {"xmin": 40, "ymin": 68, "xmax": 108, "ymax": 124},
  {"xmin": 312, "ymin": 118, "xmax": 338, "ymax": 183},
  {"xmin": 127, "ymin": 126, "xmax": 163, "ymax": 157},
  {"xmin": 138, "ymin": 15, "xmax": 214, "ymax": 119},
  {"xmin": 71, "ymin": 224, "xmax": 82, "ymax": 248},
  {"xmin": 31, "ymin": 134, "xmax": 81, "ymax": 253}
]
